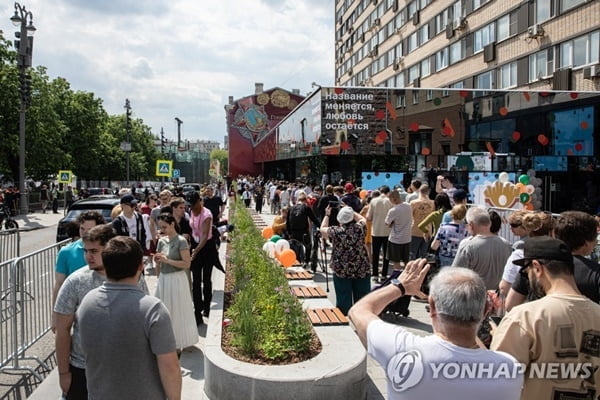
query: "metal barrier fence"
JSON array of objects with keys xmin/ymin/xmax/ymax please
[
  {"xmin": 0, "ymin": 240, "xmax": 68, "ymax": 381},
  {"xmin": 0, "ymin": 229, "xmax": 19, "ymax": 264}
]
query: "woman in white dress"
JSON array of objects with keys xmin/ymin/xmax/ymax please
[{"xmin": 154, "ymin": 213, "xmax": 198, "ymax": 352}]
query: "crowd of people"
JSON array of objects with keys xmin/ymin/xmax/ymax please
[
  {"xmin": 44, "ymin": 171, "xmax": 600, "ymax": 399},
  {"xmin": 236, "ymin": 173, "xmax": 600, "ymax": 399},
  {"xmin": 51, "ymin": 182, "xmax": 229, "ymax": 399}
]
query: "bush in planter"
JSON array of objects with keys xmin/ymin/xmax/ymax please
[{"xmin": 225, "ymin": 201, "xmax": 315, "ymax": 361}]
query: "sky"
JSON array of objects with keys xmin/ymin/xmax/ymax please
[{"xmin": 1, "ymin": 0, "xmax": 335, "ymax": 146}]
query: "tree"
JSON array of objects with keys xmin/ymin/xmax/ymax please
[{"xmin": 210, "ymin": 148, "xmax": 229, "ymax": 178}]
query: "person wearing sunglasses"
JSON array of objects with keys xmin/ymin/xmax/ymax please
[{"xmin": 491, "ymin": 236, "xmax": 600, "ymax": 399}]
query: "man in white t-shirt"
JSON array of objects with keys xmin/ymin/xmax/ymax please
[
  {"xmin": 111, "ymin": 195, "xmax": 148, "ymax": 252},
  {"xmin": 349, "ymin": 259, "xmax": 523, "ymax": 399}
]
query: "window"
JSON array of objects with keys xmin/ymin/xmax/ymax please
[
  {"xmin": 474, "ymin": 23, "xmax": 496, "ymax": 53},
  {"xmin": 419, "ymin": 25, "xmax": 429, "ymax": 44},
  {"xmin": 559, "ymin": 31, "xmax": 600, "ymax": 68},
  {"xmin": 413, "ymin": 90, "xmax": 420, "ymax": 104},
  {"xmin": 536, "ymin": 0, "xmax": 551, "ymax": 23},
  {"xmin": 426, "ymin": 90, "xmax": 433, "ymax": 101},
  {"xmin": 475, "ymin": 70, "xmax": 494, "ymax": 96},
  {"xmin": 452, "ymin": 1, "xmax": 461, "ymax": 20},
  {"xmin": 451, "ymin": 81, "xmax": 464, "ymax": 89},
  {"xmin": 436, "ymin": 47, "xmax": 449, "ymax": 70},
  {"xmin": 408, "ymin": 32, "xmax": 418, "ymax": 53},
  {"xmin": 409, "ymin": 65, "xmax": 420, "ymax": 82},
  {"xmin": 529, "ymin": 49, "xmax": 553, "ymax": 81},
  {"xmin": 408, "ymin": 1, "xmax": 418, "ymax": 17},
  {"xmin": 395, "ymin": 11, "xmax": 406, "ymax": 28},
  {"xmin": 473, "ymin": 0, "xmax": 490, "ymax": 10},
  {"xmin": 421, "ymin": 58, "xmax": 431, "ymax": 77},
  {"xmin": 449, "ymin": 40, "xmax": 464, "ymax": 64},
  {"xmin": 497, "ymin": 15, "xmax": 510, "ymax": 42},
  {"xmin": 499, "ymin": 62, "xmax": 517, "ymax": 89},
  {"xmin": 436, "ymin": 9, "xmax": 449, "ymax": 34},
  {"xmin": 396, "ymin": 92, "xmax": 406, "ymax": 106},
  {"xmin": 560, "ymin": 0, "xmax": 585, "ymax": 13}
]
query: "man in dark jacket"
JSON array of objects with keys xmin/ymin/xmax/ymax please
[{"xmin": 287, "ymin": 192, "xmax": 319, "ymax": 270}]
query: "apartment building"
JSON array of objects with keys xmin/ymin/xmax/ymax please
[{"xmin": 335, "ymin": 0, "xmax": 600, "ymax": 91}]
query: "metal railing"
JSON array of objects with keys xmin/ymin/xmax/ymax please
[
  {"xmin": 0, "ymin": 240, "xmax": 68, "ymax": 381},
  {"xmin": 0, "ymin": 229, "xmax": 19, "ymax": 263}
]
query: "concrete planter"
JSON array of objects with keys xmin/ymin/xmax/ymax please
[{"xmin": 203, "ymin": 281, "xmax": 368, "ymax": 400}]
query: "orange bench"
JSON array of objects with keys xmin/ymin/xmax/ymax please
[
  {"xmin": 285, "ymin": 271, "xmax": 314, "ymax": 280},
  {"xmin": 291, "ymin": 286, "xmax": 327, "ymax": 298},
  {"xmin": 306, "ymin": 308, "xmax": 349, "ymax": 326}
]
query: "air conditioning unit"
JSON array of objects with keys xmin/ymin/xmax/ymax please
[
  {"xmin": 374, "ymin": 18, "xmax": 381, "ymax": 26},
  {"xmin": 454, "ymin": 17, "xmax": 467, "ymax": 30},
  {"xmin": 393, "ymin": 57, "xmax": 404, "ymax": 70},
  {"xmin": 348, "ymin": 68, "xmax": 353, "ymax": 76},
  {"xmin": 527, "ymin": 24, "xmax": 544, "ymax": 38},
  {"xmin": 583, "ymin": 64, "xmax": 600, "ymax": 79}
]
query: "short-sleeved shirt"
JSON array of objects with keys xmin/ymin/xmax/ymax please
[
  {"xmin": 327, "ymin": 222, "xmax": 370, "ymax": 279},
  {"xmin": 385, "ymin": 203, "xmax": 412, "ymax": 245},
  {"xmin": 368, "ymin": 319, "xmax": 523, "ymax": 399},
  {"xmin": 77, "ymin": 283, "xmax": 176, "ymax": 400},
  {"xmin": 433, "ymin": 223, "xmax": 468, "ymax": 258},
  {"xmin": 54, "ymin": 268, "xmax": 106, "ymax": 369},
  {"xmin": 156, "ymin": 234, "xmax": 189, "ymax": 274},
  {"xmin": 55, "ymin": 239, "xmax": 86, "ymax": 276}
]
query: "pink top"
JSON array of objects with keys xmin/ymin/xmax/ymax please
[{"xmin": 190, "ymin": 207, "xmax": 213, "ymax": 243}]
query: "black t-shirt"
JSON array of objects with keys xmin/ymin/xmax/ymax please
[
  {"xmin": 203, "ymin": 195, "xmax": 224, "ymax": 222},
  {"xmin": 512, "ymin": 255, "xmax": 600, "ymax": 303}
]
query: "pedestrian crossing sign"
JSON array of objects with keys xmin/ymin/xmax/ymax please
[
  {"xmin": 58, "ymin": 170, "xmax": 73, "ymax": 184},
  {"xmin": 156, "ymin": 160, "xmax": 173, "ymax": 177}
]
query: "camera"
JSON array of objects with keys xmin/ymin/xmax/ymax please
[{"xmin": 328, "ymin": 201, "xmax": 340, "ymax": 208}]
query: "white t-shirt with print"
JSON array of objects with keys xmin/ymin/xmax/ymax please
[{"xmin": 367, "ymin": 319, "xmax": 523, "ymax": 400}]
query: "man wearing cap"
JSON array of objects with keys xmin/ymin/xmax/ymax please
[
  {"xmin": 112, "ymin": 194, "xmax": 148, "ymax": 252},
  {"xmin": 341, "ymin": 182, "xmax": 362, "ymax": 212},
  {"xmin": 491, "ymin": 236, "xmax": 600, "ymax": 399}
]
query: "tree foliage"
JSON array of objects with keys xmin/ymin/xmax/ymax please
[
  {"xmin": 210, "ymin": 148, "xmax": 229, "ymax": 177},
  {"xmin": 0, "ymin": 31, "xmax": 165, "ymax": 184}
]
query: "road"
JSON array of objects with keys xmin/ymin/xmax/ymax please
[{"xmin": 1, "ymin": 225, "xmax": 59, "ymax": 400}]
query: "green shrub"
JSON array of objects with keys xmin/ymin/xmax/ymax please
[{"xmin": 225, "ymin": 201, "xmax": 314, "ymax": 361}]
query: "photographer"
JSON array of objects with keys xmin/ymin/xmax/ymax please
[
  {"xmin": 320, "ymin": 206, "xmax": 370, "ymax": 315},
  {"xmin": 349, "ymin": 261, "xmax": 523, "ymax": 399}
]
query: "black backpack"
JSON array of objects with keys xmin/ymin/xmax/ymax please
[{"xmin": 287, "ymin": 204, "xmax": 308, "ymax": 232}]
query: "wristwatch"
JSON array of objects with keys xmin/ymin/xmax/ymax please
[{"xmin": 390, "ymin": 278, "xmax": 406, "ymax": 297}]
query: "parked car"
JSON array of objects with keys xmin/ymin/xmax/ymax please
[
  {"xmin": 182, "ymin": 183, "xmax": 201, "ymax": 194},
  {"xmin": 56, "ymin": 196, "xmax": 120, "ymax": 242}
]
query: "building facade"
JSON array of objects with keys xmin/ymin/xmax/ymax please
[{"xmin": 335, "ymin": 0, "xmax": 599, "ymax": 92}]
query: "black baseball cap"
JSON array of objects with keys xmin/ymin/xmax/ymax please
[
  {"xmin": 514, "ymin": 237, "xmax": 573, "ymax": 267},
  {"xmin": 120, "ymin": 194, "xmax": 138, "ymax": 206}
]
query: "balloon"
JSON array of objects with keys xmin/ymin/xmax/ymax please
[
  {"xmin": 527, "ymin": 169, "xmax": 536, "ymax": 177},
  {"xmin": 269, "ymin": 234, "xmax": 282, "ymax": 243},
  {"xmin": 518, "ymin": 174, "xmax": 530, "ymax": 185},
  {"xmin": 275, "ymin": 239, "xmax": 290, "ymax": 254},
  {"xmin": 359, "ymin": 189, "xmax": 368, "ymax": 199},
  {"xmin": 519, "ymin": 193, "xmax": 530, "ymax": 203},
  {"xmin": 262, "ymin": 241, "xmax": 276, "ymax": 257},
  {"xmin": 279, "ymin": 249, "xmax": 296, "ymax": 268},
  {"xmin": 498, "ymin": 172, "xmax": 509, "ymax": 183},
  {"xmin": 533, "ymin": 200, "xmax": 542, "ymax": 209},
  {"xmin": 526, "ymin": 185, "xmax": 535, "ymax": 194},
  {"xmin": 261, "ymin": 226, "xmax": 274, "ymax": 239},
  {"xmin": 525, "ymin": 203, "xmax": 534, "ymax": 210},
  {"xmin": 534, "ymin": 187, "xmax": 542, "ymax": 195}
]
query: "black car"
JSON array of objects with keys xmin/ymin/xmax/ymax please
[{"xmin": 56, "ymin": 196, "xmax": 120, "ymax": 242}]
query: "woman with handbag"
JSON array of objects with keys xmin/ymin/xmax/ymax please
[{"xmin": 430, "ymin": 204, "xmax": 468, "ymax": 267}]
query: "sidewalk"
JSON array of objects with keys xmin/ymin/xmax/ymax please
[
  {"xmin": 27, "ymin": 206, "xmax": 434, "ymax": 400},
  {"xmin": 12, "ymin": 210, "xmax": 65, "ymax": 232}
]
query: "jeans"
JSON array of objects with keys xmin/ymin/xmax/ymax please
[
  {"xmin": 371, "ymin": 236, "xmax": 389, "ymax": 277},
  {"xmin": 191, "ymin": 237, "xmax": 218, "ymax": 319},
  {"xmin": 333, "ymin": 275, "xmax": 371, "ymax": 315}
]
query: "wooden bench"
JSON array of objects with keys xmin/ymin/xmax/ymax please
[
  {"xmin": 291, "ymin": 286, "xmax": 327, "ymax": 298},
  {"xmin": 285, "ymin": 271, "xmax": 313, "ymax": 280},
  {"xmin": 306, "ymin": 308, "xmax": 349, "ymax": 326}
]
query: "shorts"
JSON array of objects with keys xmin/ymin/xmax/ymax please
[{"xmin": 387, "ymin": 242, "xmax": 410, "ymax": 263}]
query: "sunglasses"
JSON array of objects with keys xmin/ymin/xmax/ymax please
[{"xmin": 510, "ymin": 223, "xmax": 521, "ymax": 228}]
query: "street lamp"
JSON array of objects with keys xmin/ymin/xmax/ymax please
[
  {"xmin": 10, "ymin": 2, "xmax": 35, "ymax": 215},
  {"xmin": 124, "ymin": 99, "xmax": 132, "ymax": 188}
]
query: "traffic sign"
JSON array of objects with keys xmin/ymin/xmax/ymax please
[
  {"xmin": 58, "ymin": 170, "xmax": 73, "ymax": 184},
  {"xmin": 156, "ymin": 160, "xmax": 173, "ymax": 177},
  {"xmin": 173, "ymin": 169, "xmax": 181, "ymax": 179}
]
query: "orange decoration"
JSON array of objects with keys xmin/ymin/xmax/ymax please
[
  {"xmin": 262, "ymin": 226, "xmax": 274, "ymax": 239},
  {"xmin": 359, "ymin": 189, "xmax": 368, "ymax": 199},
  {"xmin": 499, "ymin": 107, "xmax": 508, "ymax": 116},
  {"xmin": 421, "ymin": 147, "xmax": 431, "ymax": 156},
  {"xmin": 581, "ymin": 121, "xmax": 589, "ymax": 130},
  {"xmin": 386, "ymin": 101, "xmax": 398, "ymax": 120},
  {"xmin": 340, "ymin": 141, "xmax": 351, "ymax": 151},
  {"xmin": 512, "ymin": 131, "xmax": 521, "ymax": 141},
  {"xmin": 279, "ymin": 249, "xmax": 296, "ymax": 268},
  {"xmin": 409, "ymin": 122, "xmax": 420, "ymax": 132}
]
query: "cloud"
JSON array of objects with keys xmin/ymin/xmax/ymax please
[{"xmin": 1, "ymin": 0, "xmax": 335, "ymax": 145}]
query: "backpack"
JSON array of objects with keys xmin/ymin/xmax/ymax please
[{"xmin": 288, "ymin": 204, "xmax": 308, "ymax": 232}]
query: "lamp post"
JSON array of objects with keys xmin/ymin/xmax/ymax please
[
  {"xmin": 10, "ymin": 2, "xmax": 35, "ymax": 215},
  {"xmin": 124, "ymin": 99, "xmax": 132, "ymax": 188}
]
